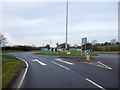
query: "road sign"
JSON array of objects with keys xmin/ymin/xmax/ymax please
[
  {"xmin": 56, "ymin": 42, "xmax": 59, "ymax": 47},
  {"xmin": 85, "ymin": 50, "xmax": 92, "ymax": 55},
  {"xmin": 82, "ymin": 37, "xmax": 87, "ymax": 44},
  {"xmin": 85, "ymin": 50, "xmax": 92, "ymax": 60}
]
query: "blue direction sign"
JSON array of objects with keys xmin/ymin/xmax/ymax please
[
  {"xmin": 85, "ymin": 50, "xmax": 92, "ymax": 55},
  {"xmin": 56, "ymin": 42, "xmax": 59, "ymax": 47}
]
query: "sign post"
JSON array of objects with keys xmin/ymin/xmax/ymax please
[
  {"xmin": 81, "ymin": 37, "xmax": 87, "ymax": 56},
  {"xmin": 81, "ymin": 42, "xmax": 82, "ymax": 56},
  {"xmin": 85, "ymin": 49, "xmax": 92, "ymax": 60}
]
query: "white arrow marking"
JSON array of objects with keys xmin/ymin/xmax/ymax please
[
  {"xmin": 32, "ymin": 59, "xmax": 47, "ymax": 66},
  {"xmin": 55, "ymin": 58, "xmax": 74, "ymax": 65}
]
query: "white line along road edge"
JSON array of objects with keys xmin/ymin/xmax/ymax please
[
  {"xmin": 55, "ymin": 58, "xmax": 74, "ymax": 65},
  {"xmin": 51, "ymin": 61, "xmax": 70, "ymax": 70},
  {"xmin": 85, "ymin": 78, "xmax": 106, "ymax": 90},
  {"xmin": 32, "ymin": 59, "xmax": 47, "ymax": 66},
  {"xmin": 16, "ymin": 57, "xmax": 29, "ymax": 88},
  {"xmin": 97, "ymin": 61, "xmax": 112, "ymax": 70}
]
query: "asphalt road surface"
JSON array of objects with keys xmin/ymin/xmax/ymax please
[{"xmin": 4, "ymin": 52, "xmax": 119, "ymax": 89}]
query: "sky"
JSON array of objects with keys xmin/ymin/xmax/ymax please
[{"xmin": 0, "ymin": 1, "xmax": 118, "ymax": 47}]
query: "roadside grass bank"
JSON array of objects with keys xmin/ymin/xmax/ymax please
[
  {"xmin": 0, "ymin": 66, "xmax": 1, "ymax": 90},
  {"xmin": 35, "ymin": 51, "xmax": 98, "ymax": 56},
  {"xmin": 92, "ymin": 51, "xmax": 119, "ymax": 54},
  {"xmin": 1, "ymin": 55, "xmax": 23, "ymax": 88}
]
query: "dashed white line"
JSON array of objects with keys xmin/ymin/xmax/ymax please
[
  {"xmin": 85, "ymin": 78, "xmax": 106, "ymax": 90},
  {"xmin": 97, "ymin": 61, "xmax": 112, "ymax": 70},
  {"xmin": 32, "ymin": 59, "xmax": 47, "ymax": 66},
  {"xmin": 51, "ymin": 61, "xmax": 70, "ymax": 70},
  {"xmin": 55, "ymin": 58, "xmax": 74, "ymax": 65},
  {"xmin": 16, "ymin": 57, "xmax": 29, "ymax": 88}
]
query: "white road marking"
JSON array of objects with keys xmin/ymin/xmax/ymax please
[
  {"xmin": 51, "ymin": 61, "xmax": 70, "ymax": 70},
  {"xmin": 16, "ymin": 57, "xmax": 29, "ymax": 88},
  {"xmin": 84, "ymin": 62, "xmax": 92, "ymax": 64},
  {"xmin": 84, "ymin": 61, "xmax": 112, "ymax": 70},
  {"xmin": 97, "ymin": 61, "xmax": 112, "ymax": 70},
  {"xmin": 85, "ymin": 78, "xmax": 106, "ymax": 90},
  {"xmin": 32, "ymin": 59, "xmax": 47, "ymax": 66},
  {"xmin": 55, "ymin": 58, "xmax": 74, "ymax": 65}
]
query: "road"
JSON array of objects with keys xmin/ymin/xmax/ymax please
[{"xmin": 4, "ymin": 52, "xmax": 119, "ymax": 89}]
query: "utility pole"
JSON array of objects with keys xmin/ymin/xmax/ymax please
[{"xmin": 65, "ymin": 0, "xmax": 68, "ymax": 50}]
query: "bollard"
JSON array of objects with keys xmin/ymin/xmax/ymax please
[{"xmin": 86, "ymin": 55, "xmax": 90, "ymax": 60}]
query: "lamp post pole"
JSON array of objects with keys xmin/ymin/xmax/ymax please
[{"xmin": 65, "ymin": 0, "xmax": 68, "ymax": 50}]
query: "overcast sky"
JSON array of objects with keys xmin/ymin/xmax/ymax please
[{"xmin": 1, "ymin": 2, "xmax": 118, "ymax": 47}]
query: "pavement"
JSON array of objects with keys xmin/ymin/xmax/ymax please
[{"xmin": 3, "ymin": 52, "xmax": 119, "ymax": 89}]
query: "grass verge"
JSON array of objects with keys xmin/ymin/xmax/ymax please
[
  {"xmin": 93, "ymin": 51, "xmax": 119, "ymax": 54},
  {"xmin": 35, "ymin": 51, "xmax": 98, "ymax": 56},
  {"xmin": 2, "ymin": 55, "xmax": 23, "ymax": 88}
]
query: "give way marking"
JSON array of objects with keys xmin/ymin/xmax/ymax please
[{"xmin": 32, "ymin": 59, "xmax": 47, "ymax": 66}]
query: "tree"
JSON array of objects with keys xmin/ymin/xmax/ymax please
[
  {"xmin": 104, "ymin": 42, "xmax": 109, "ymax": 45},
  {"xmin": 82, "ymin": 43, "xmax": 92, "ymax": 50},
  {"xmin": 91, "ymin": 40, "xmax": 98, "ymax": 45},
  {"xmin": 74, "ymin": 44, "xmax": 78, "ymax": 48},
  {"xmin": 45, "ymin": 44, "xmax": 50, "ymax": 50},
  {"xmin": 110, "ymin": 39, "xmax": 117, "ymax": 45},
  {"xmin": 0, "ymin": 33, "xmax": 7, "ymax": 47}
]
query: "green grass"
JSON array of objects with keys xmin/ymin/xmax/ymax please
[
  {"xmin": 93, "ymin": 51, "xmax": 119, "ymax": 54},
  {"xmin": 35, "ymin": 51, "xmax": 98, "ymax": 56},
  {"xmin": 0, "ymin": 66, "xmax": 1, "ymax": 90},
  {"xmin": 2, "ymin": 55, "xmax": 23, "ymax": 88},
  {"xmin": 0, "ymin": 55, "xmax": 2, "ymax": 64},
  {"xmin": 2, "ymin": 55, "xmax": 17, "ymax": 60},
  {"xmin": 0, "ymin": 60, "xmax": 1, "ymax": 64}
]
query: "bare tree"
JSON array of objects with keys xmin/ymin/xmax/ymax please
[
  {"xmin": 110, "ymin": 39, "xmax": 117, "ymax": 45},
  {"xmin": 91, "ymin": 40, "xmax": 98, "ymax": 45},
  {"xmin": 0, "ymin": 33, "xmax": 7, "ymax": 47}
]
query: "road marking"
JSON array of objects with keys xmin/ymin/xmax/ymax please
[
  {"xmin": 16, "ymin": 57, "xmax": 29, "ymax": 88},
  {"xmin": 97, "ymin": 61, "xmax": 112, "ymax": 70},
  {"xmin": 51, "ymin": 61, "xmax": 70, "ymax": 70},
  {"xmin": 55, "ymin": 58, "xmax": 74, "ymax": 65},
  {"xmin": 84, "ymin": 62, "xmax": 92, "ymax": 64},
  {"xmin": 32, "ymin": 59, "xmax": 47, "ymax": 66},
  {"xmin": 84, "ymin": 61, "xmax": 112, "ymax": 70},
  {"xmin": 85, "ymin": 78, "xmax": 106, "ymax": 90}
]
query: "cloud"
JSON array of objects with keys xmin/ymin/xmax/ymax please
[{"xmin": 1, "ymin": 2, "xmax": 118, "ymax": 46}]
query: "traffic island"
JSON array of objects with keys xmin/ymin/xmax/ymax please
[
  {"xmin": 59, "ymin": 56, "xmax": 94, "ymax": 60},
  {"xmin": 59, "ymin": 56, "xmax": 112, "ymax": 70},
  {"xmin": 35, "ymin": 51, "xmax": 98, "ymax": 56}
]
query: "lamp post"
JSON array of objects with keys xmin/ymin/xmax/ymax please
[{"xmin": 65, "ymin": 0, "xmax": 68, "ymax": 50}]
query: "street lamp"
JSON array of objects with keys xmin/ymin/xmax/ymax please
[{"xmin": 65, "ymin": 0, "xmax": 68, "ymax": 50}]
